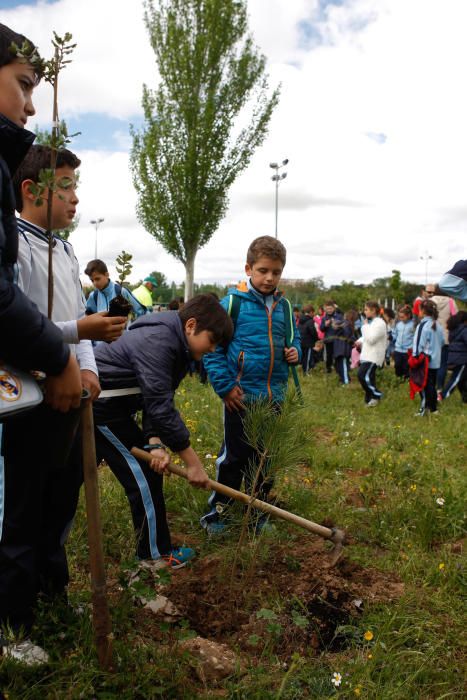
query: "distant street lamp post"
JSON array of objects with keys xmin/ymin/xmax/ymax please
[
  {"xmin": 269, "ymin": 159, "xmax": 288, "ymax": 239},
  {"xmin": 90, "ymin": 218, "xmax": 105, "ymax": 259},
  {"xmin": 420, "ymin": 251, "xmax": 433, "ymax": 284}
]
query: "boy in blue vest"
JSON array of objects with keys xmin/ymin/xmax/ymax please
[
  {"xmin": 85, "ymin": 258, "xmax": 148, "ymax": 319},
  {"xmin": 201, "ymin": 236, "xmax": 301, "ymax": 534}
]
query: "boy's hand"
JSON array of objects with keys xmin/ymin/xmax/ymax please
[
  {"xmin": 148, "ymin": 448, "xmax": 171, "ymax": 474},
  {"xmin": 77, "ymin": 313, "xmax": 126, "ymax": 342},
  {"xmin": 284, "ymin": 347, "xmax": 299, "ymax": 364},
  {"xmin": 44, "ymin": 355, "xmax": 82, "ymax": 412},
  {"xmin": 185, "ymin": 463, "xmax": 210, "ymax": 489},
  {"xmin": 223, "ymin": 385, "xmax": 244, "ymax": 412},
  {"xmin": 81, "ymin": 369, "xmax": 101, "ymax": 401}
]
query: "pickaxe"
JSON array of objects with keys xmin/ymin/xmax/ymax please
[{"xmin": 130, "ymin": 447, "xmax": 346, "ymax": 566}]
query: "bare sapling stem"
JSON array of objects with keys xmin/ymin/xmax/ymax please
[{"xmin": 46, "ymin": 46, "xmax": 59, "ymax": 318}]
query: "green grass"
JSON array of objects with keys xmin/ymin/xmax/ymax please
[{"xmin": 1, "ymin": 366, "xmax": 465, "ymax": 699}]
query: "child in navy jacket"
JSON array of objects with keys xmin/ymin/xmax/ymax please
[
  {"xmin": 441, "ymin": 311, "xmax": 467, "ymax": 403},
  {"xmin": 332, "ymin": 312, "xmax": 356, "ymax": 385}
]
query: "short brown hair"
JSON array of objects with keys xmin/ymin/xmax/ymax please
[
  {"xmin": 246, "ymin": 236, "xmax": 286, "ymax": 267},
  {"xmin": 365, "ymin": 300, "xmax": 381, "ymax": 313},
  {"xmin": 13, "ymin": 145, "xmax": 81, "ymax": 211},
  {"xmin": 85, "ymin": 259, "xmax": 108, "ymax": 277},
  {"xmin": 179, "ymin": 294, "xmax": 233, "ymax": 346}
]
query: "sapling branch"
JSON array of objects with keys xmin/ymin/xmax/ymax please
[{"xmin": 108, "ymin": 250, "xmax": 133, "ymax": 317}]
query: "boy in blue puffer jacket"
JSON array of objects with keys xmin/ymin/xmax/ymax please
[{"xmin": 201, "ymin": 236, "xmax": 301, "ymax": 534}]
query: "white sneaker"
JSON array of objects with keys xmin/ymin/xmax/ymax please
[
  {"xmin": 365, "ymin": 399, "xmax": 379, "ymax": 407},
  {"xmin": 1, "ymin": 639, "xmax": 49, "ymax": 666}
]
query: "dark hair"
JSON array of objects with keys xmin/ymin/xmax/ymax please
[
  {"xmin": 85, "ymin": 259, "xmax": 108, "ymax": 277},
  {"xmin": 0, "ymin": 23, "xmax": 42, "ymax": 83},
  {"xmin": 420, "ymin": 299, "xmax": 438, "ymax": 329},
  {"xmin": 246, "ymin": 236, "xmax": 286, "ymax": 267},
  {"xmin": 303, "ymin": 304, "xmax": 314, "ymax": 314},
  {"xmin": 398, "ymin": 304, "xmax": 413, "ymax": 319},
  {"xmin": 446, "ymin": 310, "xmax": 467, "ymax": 332},
  {"xmin": 383, "ymin": 307, "xmax": 395, "ymax": 320},
  {"xmin": 13, "ymin": 144, "xmax": 81, "ymax": 211},
  {"xmin": 168, "ymin": 298, "xmax": 180, "ymax": 310},
  {"xmin": 365, "ymin": 300, "xmax": 381, "ymax": 314},
  {"xmin": 179, "ymin": 294, "xmax": 233, "ymax": 346}
]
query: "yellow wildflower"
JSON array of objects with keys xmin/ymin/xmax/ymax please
[
  {"xmin": 354, "ymin": 687, "xmax": 362, "ymax": 697},
  {"xmin": 364, "ymin": 630, "xmax": 374, "ymax": 641},
  {"xmin": 438, "ymin": 562, "xmax": 445, "ymax": 571},
  {"xmin": 410, "ymin": 484, "xmax": 417, "ymax": 492},
  {"xmin": 424, "ymin": 439, "xmax": 430, "ymax": 445}
]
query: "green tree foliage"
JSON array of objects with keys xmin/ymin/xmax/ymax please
[{"xmin": 131, "ymin": 0, "xmax": 280, "ymax": 299}]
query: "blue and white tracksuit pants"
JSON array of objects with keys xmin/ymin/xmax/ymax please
[
  {"xmin": 200, "ymin": 405, "xmax": 275, "ymax": 527},
  {"xmin": 357, "ymin": 362, "xmax": 383, "ymax": 403},
  {"xmin": 335, "ymin": 356, "xmax": 351, "ymax": 384},
  {"xmin": 94, "ymin": 418, "xmax": 171, "ymax": 560},
  {"xmin": 441, "ymin": 364, "xmax": 466, "ymax": 401}
]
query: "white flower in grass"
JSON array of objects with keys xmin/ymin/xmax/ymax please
[
  {"xmin": 436, "ymin": 497, "xmax": 445, "ymax": 506},
  {"xmin": 205, "ymin": 453, "xmax": 213, "ymax": 459},
  {"xmin": 331, "ymin": 672, "xmax": 342, "ymax": 687}
]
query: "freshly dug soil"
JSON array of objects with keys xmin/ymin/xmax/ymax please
[{"xmin": 167, "ymin": 538, "xmax": 404, "ymax": 656}]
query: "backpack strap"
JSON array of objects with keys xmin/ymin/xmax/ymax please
[
  {"xmin": 280, "ymin": 297, "xmax": 302, "ymax": 401},
  {"xmin": 227, "ymin": 294, "xmax": 241, "ymax": 326}
]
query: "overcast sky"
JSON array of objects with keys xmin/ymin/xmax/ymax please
[{"xmin": 2, "ymin": 0, "xmax": 465, "ymax": 288}]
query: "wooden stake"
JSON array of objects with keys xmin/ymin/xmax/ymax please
[{"xmin": 81, "ymin": 399, "xmax": 113, "ymax": 670}]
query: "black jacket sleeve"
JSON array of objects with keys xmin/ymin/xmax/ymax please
[{"xmin": 0, "ymin": 273, "xmax": 70, "ymax": 375}]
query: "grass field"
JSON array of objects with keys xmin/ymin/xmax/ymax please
[{"xmin": 1, "ymin": 365, "xmax": 465, "ymax": 699}]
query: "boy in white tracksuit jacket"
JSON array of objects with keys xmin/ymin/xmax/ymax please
[{"xmin": 356, "ymin": 301, "xmax": 387, "ymax": 406}]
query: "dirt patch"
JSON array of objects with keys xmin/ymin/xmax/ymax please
[
  {"xmin": 367, "ymin": 436, "xmax": 387, "ymax": 447},
  {"xmin": 314, "ymin": 427, "xmax": 336, "ymax": 443},
  {"xmin": 167, "ymin": 539, "xmax": 404, "ymax": 657}
]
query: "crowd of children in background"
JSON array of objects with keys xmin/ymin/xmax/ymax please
[{"xmin": 291, "ymin": 285, "xmax": 467, "ymax": 414}]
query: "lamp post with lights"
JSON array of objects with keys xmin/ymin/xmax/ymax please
[
  {"xmin": 269, "ymin": 159, "xmax": 288, "ymax": 239},
  {"xmin": 90, "ymin": 218, "xmax": 105, "ymax": 259},
  {"xmin": 420, "ymin": 251, "xmax": 433, "ymax": 284}
]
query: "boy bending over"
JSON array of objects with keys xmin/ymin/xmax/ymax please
[
  {"xmin": 93, "ymin": 295, "xmax": 233, "ymax": 567},
  {"xmin": 201, "ymin": 236, "xmax": 301, "ymax": 534}
]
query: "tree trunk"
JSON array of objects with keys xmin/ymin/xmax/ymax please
[{"xmin": 184, "ymin": 253, "xmax": 196, "ymax": 301}]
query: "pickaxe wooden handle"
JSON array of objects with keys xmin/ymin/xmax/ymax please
[{"xmin": 130, "ymin": 446, "xmax": 345, "ymax": 562}]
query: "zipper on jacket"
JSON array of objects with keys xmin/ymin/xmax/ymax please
[{"xmin": 236, "ymin": 350, "xmax": 245, "ymax": 383}]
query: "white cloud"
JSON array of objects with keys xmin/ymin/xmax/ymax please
[{"xmin": 3, "ymin": 0, "xmax": 466, "ymax": 289}]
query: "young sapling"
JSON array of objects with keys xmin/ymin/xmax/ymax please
[{"xmin": 108, "ymin": 250, "xmax": 133, "ymax": 317}]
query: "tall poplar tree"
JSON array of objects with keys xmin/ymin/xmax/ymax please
[{"xmin": 131, "ymin": 0, "xmax": 280, "ymax": 299}]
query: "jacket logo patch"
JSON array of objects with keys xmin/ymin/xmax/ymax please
[{"xmin": 0, "ymin": 371, "xmax": 22, "ymax": 402}]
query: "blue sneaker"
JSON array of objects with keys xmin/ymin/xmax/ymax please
[
  {"xmin": 205, "ymin": 520, "xmax": 227, "ymax": 536},
  {"xmin": 161, "ymin": 547, "xmax": 195, "ymax": 569}
]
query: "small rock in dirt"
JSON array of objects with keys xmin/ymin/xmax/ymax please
[
  {"xmin": 143, "ymin": 595, "xmax": 181, "ymax": 621},
  {"xmin": 179, "ymin": 636, "xmax": 240, "ymax": 683}
]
